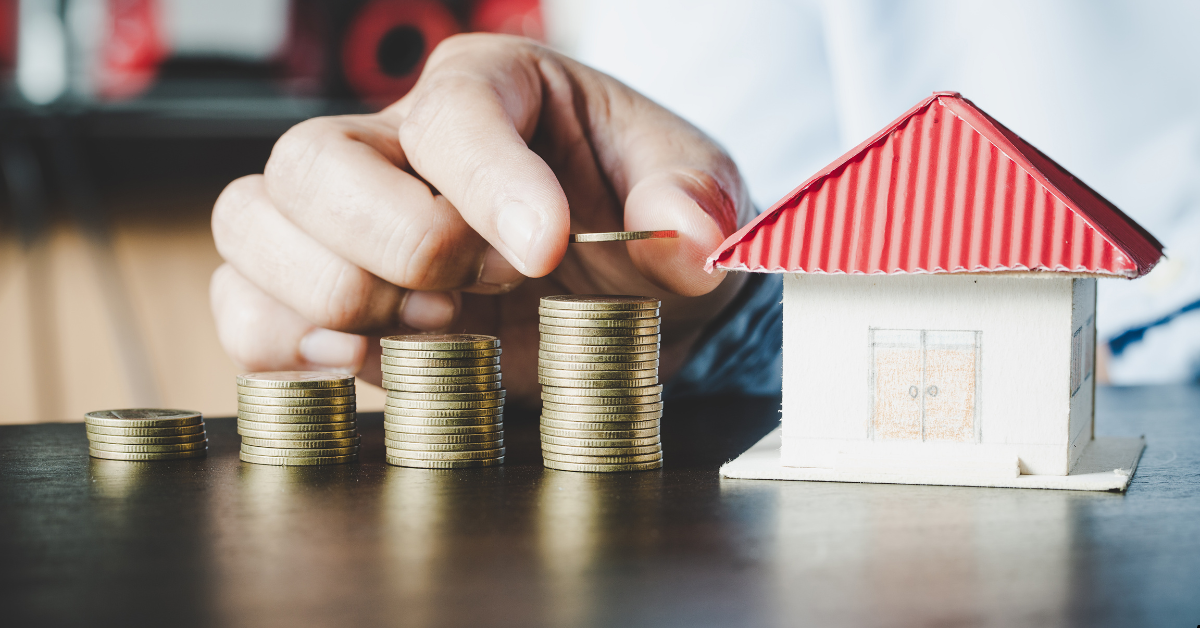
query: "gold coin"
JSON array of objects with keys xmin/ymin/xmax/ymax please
[
  {"xmin": 85, "ymin": 408, "xmax": 201, "ymax": 422},
  {"xmin": 538, "ymin": 350, "xmax": 657, "ymax": 364},
  {"xmin": 540, "ymin": 417, "xmax": 659, "ymax": 431},
  {"xmin": 237, "ymin": 411, "xmax": 355, "ymax": 424},
  {"xmin": 384, "ymin": 438, "xmax": 504, "ymax": 452},
  {"xmin": 543, "ymin": 459, "xmax": 662, "ymax": 473},
  {"xmin": 387, "ymin": 390, "xmax": 505, "ymax": 401},
  {"xmin": 89, "ymin": 440, "xmax": 208, "ymax": 453},
  {"xmin": 381, "ymin": 348, "xmax": 502, "ymax": 359},
  {"xmin": 240, "ymin": 452, "xmax": 357, "ymax": 466},
  {"xmin": 382, "ymin": 371, "xmax": 501, "ymax": 383},
  {"xmin": 538, "ymin": 316, "xmax": 660, "ymax": 329},
  {"xmin": 236, "ymin": 395, "xmax": 356, "ymax": 407},
  {"xmin": 381, "ymin": 365, "xmax": 501, "ymax": 376},
  {"xmin": 540, "ymin": 334, "xmax": 659, "ymax": 347},
  {"xmin": 382, "ymin": 381, "xmax": 501, "ymax": 394},
  {"xmin": 538, "ymin": 376, "xmax": 658, "ymax": 389},
  {"xmin": 538, "ymin": 359, "xmax": 658, "ymax": 371},
  {"xmin": 380, "ymin": 334, "xmax": 499, "ymax": 351},
  {"xmin": 542, "ymin": 451, "xmax": 662, "ymax": 465},
  {"xmin": 381, "ymin": 356, "xmax": 500, "ymax": 367},
  {"xmin": 87, "ymin": 432, "xmax": 206, "ymax": 445},
  {"xmin": 385, "ymin": 414, "xmax": 503, "ymax": 427},
  {"xmin": 541, "ymin": 443, "xmax": 661, "ymax": 456},
  {"xmin": 239, "ymin": 427, "xmax": 358, "ymax": 440},
  {"xmin": 385, "ymin": 423, "xmax": 503, "ymax": 435},
  {"xmin": 540, "ymin": 434, "xmax": 661, "ymax": 448},
  {"xmin": 568, "ymin": 230, "xmax": 678, "ymax": 242},
  {"xmin": 383, "ymin": 431, "xmax": 502, "ymax": 444},
  {"xmin": 542, "ymin": 402, "xmax": 663, "ymax": 415},
  {"xmin": 237, "ymin": 419, "xmax": 355, "ymax": 432},
  {"xmin": 380, "ymin": 405, "xmax": 502, "ymax": 418},
  {"xmin": 538, "ymin": 368, "xmax": 658, "ymax": 380},
  {"xmin": 541, "ymin": 393, "xmax": 661, "ymax": 407},
  {"xmin": 85, "ymin": 415, "xmax": 203, "ymax": 429},
  {"xmin": 86, "ymin": 423, "xmax": 205, "ymax": 437},
  {"xmin": 537, "ymin": 307, "xmax": 659, "ymax": 320},
  {"xmin": 241, "ymin": 444, "xmax": 359, "ymax": 457},
  {"xmin": 235, "ymin": 385, "xmax": 354, "ymax": 398},
  {"xmin": 385, "ymin": 455, "xmax": 503, "ymax": 469},
  {"xmin": 237, "ymin": 403, "xmax": 355, "ymax": 415},
  {"xmin": 540, "ymin": 426, "xmax": 659, "ymax": 439},
  {"xmin": 236, "ymin": 371, "xmax": 354, "ymax": 389},
  {"xmin": 241, "ymin": 436, "xmax": 361, "ymax": 449},
  {"xmin": 390, "ymin": 447, "xmax": 505, "ymax": 461},
  {"xmin": 541, "ymin": 384, "xmax": 663, "ymax": 397},
  {"xmin": 538, "ymin": 324, "xmax": 659, "ymax": 337},
  {"xmin": 540, "ymin": 295, "xmax": 659, "ymax": 311},
  {"xmin": 385, "ymin": 398, "xmax": 504, "ymax": 410},
  {"xmin": 541, "ymin": 410, "xmax": 662, "ymax": 424},
  {"xmin": 540, "ymin": 341, "xmax": 658, "ymax": 355},
  {"xmin": 89, "ymin": 448, "xmax": 206, "ymax": 461}
]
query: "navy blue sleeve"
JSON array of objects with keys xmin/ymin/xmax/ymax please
[{"xmin": 664, "ymin": 272, "xmax": 783, "ymax": 398}]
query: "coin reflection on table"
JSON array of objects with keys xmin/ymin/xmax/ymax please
[{"xmin": 88, "ymin": 457, "xmax": 159, "ymax": 499}]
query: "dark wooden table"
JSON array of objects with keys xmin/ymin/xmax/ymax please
[{"xmin": 1, "ymin": 387, "xmax": 1197, "ymax": 628}]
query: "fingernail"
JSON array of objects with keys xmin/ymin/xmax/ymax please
[
  {"xmin": 299, "ymin": 328, "xmax": 363, "ymax": 371},
  {"xmin": 496, "ymin": 201, "xmax": 541, "ymax": 267},
  {"xmin": 478, "ymin": 246, "xmax": 525, "ymax": 288},
  {"xmin": 401, "ymin": 290, "xmax": 457, "ymax": 331}
]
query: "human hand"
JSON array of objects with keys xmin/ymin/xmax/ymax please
[{"xmin": 210, "ymin": 34, "xmax": 753, "ymax": 402}]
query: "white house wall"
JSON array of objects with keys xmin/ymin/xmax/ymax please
[{"xmin": 781, "ymin": 274, "xmax": 1077, "ymax": 475}]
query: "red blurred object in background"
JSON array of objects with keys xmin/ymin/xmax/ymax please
[
  {"xmin": 0, "ymin": 0, "xmax": 15, "ymax": 74},
  {"xmin": 100, "ymin": 0, "xmax": 167, "ymax": 100},
  {"xmin": 340, "ymin": 0, "xmax": 459, "ymax": 108},
  {"xmin": 469, "ymin": 0, "xmax": 542, "ymax": 41}
]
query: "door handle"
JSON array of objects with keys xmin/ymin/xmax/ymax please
[
  {"xmin": 908, "ymin": 385, "xmax": 919, "ymax": 398},
  {"xmin": 926, "ymin": 385, "xmax": 938, "ymax": 397}
]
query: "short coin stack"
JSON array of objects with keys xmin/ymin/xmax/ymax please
[
  {"xmin": 237, "ymin": 371, "xmax": 360, "ymax": 466},
  {"xmin": 85, "ymin": 409, "xmax": 207, "ymax": 461},
  {"xmin": 539, "ymin": 295, "xmax": 664, "ymax": 472},
  {"xmin": 382, "ymin": 334, "xmax": 505, "ymax": 469}
]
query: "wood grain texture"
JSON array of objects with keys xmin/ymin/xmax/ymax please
[{"xmin": 0, "ymin": 389, "xmax": 1197, "ymax": 627}]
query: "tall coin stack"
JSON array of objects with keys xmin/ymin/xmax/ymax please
[
  {"xmin": 236, "ymin": 371, "xmax": 360, "ymax": 466},
  {"xmin": 538, "ymin": 295, "xmax": 664, "ymax": 472},
  {"xmin": 85, "ymin": 409, "xmax": 207, "ymax": 461},
  {"xmin": 381, "ymin": 334, "xmax": 505, "ymax": 469}
]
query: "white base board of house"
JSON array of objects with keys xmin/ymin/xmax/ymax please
[{"xmin": 720, "ymin": 428, "xmax": 1145, "ymax": 492}]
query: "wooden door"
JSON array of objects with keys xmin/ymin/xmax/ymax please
[
  {"xmin": 871, "ymin": 329, "xmax": 979, "ymax": 443},
  {"xmin": 922, "ymin": 331, "xmax": 978, "ymax": 442},
  {"xmin": 871, "ymin": 330, "xmax": 923, "ymax": 441}
]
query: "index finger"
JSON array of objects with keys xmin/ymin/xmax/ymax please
[{"xmin": 392, "ymin": 35, "xmax": 570, "ymax": 278}]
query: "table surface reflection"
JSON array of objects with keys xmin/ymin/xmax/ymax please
[{"xmin": 1, "ymin": 387, "xmax": 1197, "ymax": 628}]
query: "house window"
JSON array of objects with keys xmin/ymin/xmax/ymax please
[
  {"xmin": 870, "ymin": 329, "xmax": 980, "ymax": 443},
  {"xmin": 1084, "ymin": 315, "xmax": 1095, "ymax": 382},
  {"xmin": 1070, "ymin": 326, "xmax": 1083, "ymax": 397}
]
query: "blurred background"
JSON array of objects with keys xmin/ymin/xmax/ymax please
[
  {"xmin": 3, "ymin": 0, "xmax": 1198, "ymax": 425},
  {"xmin": 0, "ymin": 0, "xmax": 543, "ymax": 424}
]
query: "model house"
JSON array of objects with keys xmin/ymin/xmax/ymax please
[{"xmin": 710, "ymin": 92, "xmax": 1162, "ymax": 490}]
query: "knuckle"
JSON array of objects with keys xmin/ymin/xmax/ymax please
[
  {"xmin": 307, "ymin": 263, "xmax": 380, "ymax": 331},
  {"xmin": 211, "ymin": 175, "xmax": 262, "ymax": 254},
  {"xmin": 264, "ymin": 117, "xmax": 342, "ymax": 201}
]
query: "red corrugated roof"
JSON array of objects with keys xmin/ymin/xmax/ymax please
[{"xmin": 706, "ymin": 92, "xmax": 1163, "ymax": 278}]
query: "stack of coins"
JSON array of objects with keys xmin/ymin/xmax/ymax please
[
  {"xmin": 381, "ymin": 334, "xmax": 505, "ymax": 469},
  {"xmin": 539, "ymin": 295, "xmax": 664, "ymax": 472},
  {"xmin": 236, "ymin": 371, "xmax": 359, "ymax": 466},
  {"xmin": 85, "ymin": 409, "xmax": 207, "ymax": 461}
]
